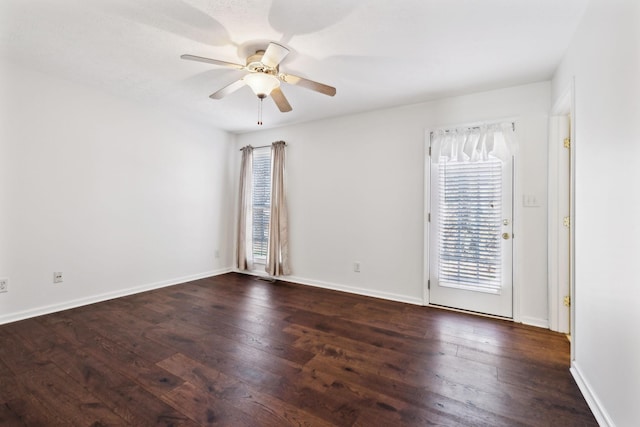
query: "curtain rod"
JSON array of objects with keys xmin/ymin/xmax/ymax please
[
  {"xmin": 430, "ymin": 122, "xmax": 515, "ymax": 136},
  {"xmin": 239, "ymin": 142, "xmax": 287, "ymax": 151}
]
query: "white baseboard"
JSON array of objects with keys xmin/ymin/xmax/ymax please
[
  {"xmin": 571, "ymin": 361, "xmax": 613, "ymax": 427},
  {"xmin": 283, "ymin": 275, "xmax": 424, "ymax": 306},
  {"xmin": 0, "ymin": 267, "xmax": 232, "ymax": 325},
  {"xmin": 520, "ymin": 316, "xmax": 549, "ymax": 329}
]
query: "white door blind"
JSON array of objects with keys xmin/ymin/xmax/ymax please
[
  {"xmin": 252, "ymin": 147, "xmax": 271, "ymax": 262},
  {"xmin": 438, "ymin": 158, "xmax": 503, "ymax": 293}
]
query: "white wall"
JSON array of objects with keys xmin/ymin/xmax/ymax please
[
  {"xmin": 237, "ymin": 82, "xmax": 550, "ymax": 325},
  {"xmin": 552, "ymin": 0, "xmax": 640, "ymax": 425},
  {"xmin": 0, "ymin": 62, "xmax": 236, "ymax": 324}
]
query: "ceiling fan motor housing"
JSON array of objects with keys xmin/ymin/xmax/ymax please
[{"xmin": 246, "ymin": 50, "xmax": 277, "ymax": 75}]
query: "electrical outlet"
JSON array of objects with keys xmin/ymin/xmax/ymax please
[
  {"xmin": 353, "ymin": 262, "xmax": 361, "ymax": 273},
  {"xmin": 0, "ymin": 278, "xmax": 8, "ymax": 293},
  {"xmin": 53, "ymin": 272, "xmax": 63, "ymax": 283}
]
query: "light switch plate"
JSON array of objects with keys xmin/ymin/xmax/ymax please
[{"xmin": 523, "ymin": 194, "xmax": 540, "ymax": 207}]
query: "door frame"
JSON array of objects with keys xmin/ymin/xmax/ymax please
[
  {"xmin": 423, "ymin": 119, "xmax": 521, "ymax": 322},
  {"xmin": 548, "ymin": 81, "xmax": 576, "ymax": 353}
]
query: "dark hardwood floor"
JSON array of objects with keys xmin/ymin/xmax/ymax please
[{"xmin": 0, "ymin": 273, "xmax": 596, "ymax": 426}]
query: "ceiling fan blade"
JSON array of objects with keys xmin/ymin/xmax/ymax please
[
  {"xmin": 280, "ymin": 73, "xmax": 336, "ymax": 97},
  {"xmin": 261, "ymin": 43, "xmax": 289, "ymax": 68},
  {"xmin": 181, "ymin": 54, "xmax": 245, "ymax": 70},
  {"xmin": 209, "ymin": 79, "xmax": 246, "ymax": 99},
  {"xmin": 271, "ymin": 87, "xmax": 292, "ymax": 112}
]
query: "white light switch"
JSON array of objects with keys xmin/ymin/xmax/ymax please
[{"xmin": 523, "ymin": 194, "xmax": 540, "ymax": 207}]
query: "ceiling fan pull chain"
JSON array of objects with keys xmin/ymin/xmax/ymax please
[{"xmin": 258, "ymin": 97, "xmax": 263, "ymax": 125}]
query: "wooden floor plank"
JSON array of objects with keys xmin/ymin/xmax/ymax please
[
  {"xmin": 159, "ymin": 352, "xmax": 335, "ymax": 427},
  {"xmin": 13, "ymin": 362, "xmax": 125, "ymax": 426},
  {"xmin": 0, "ymin": 272, "xmax": 596, "ymax": 426},
  {"xmin": 46, "ymin": 340, "xmax": 196, "ymax": 426}
]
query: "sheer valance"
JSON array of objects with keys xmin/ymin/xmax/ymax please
[{"xmin": 431, "ymin": 122, "xmax": 516, "ymax": 163}]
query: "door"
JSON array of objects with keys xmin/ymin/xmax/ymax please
[
  {"xmin": 559, "ymin": 115, "xmax": 571, "ymax": 334},
  {"xmin": 549, "ymin": 113, "xmax": 572, "ymax": 333},
  {"xmin": 428, "ymin": 147, "xmax": 514, "ymax": 318}
]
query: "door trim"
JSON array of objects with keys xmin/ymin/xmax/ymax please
[{"xmin": 423, "ymin": 134, "xmax": 431, "ymax": 305}]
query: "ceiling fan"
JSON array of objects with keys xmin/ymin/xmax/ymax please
[{"xmin": 181, "ymin": 42, "xmax": 336, "ymax": 123}]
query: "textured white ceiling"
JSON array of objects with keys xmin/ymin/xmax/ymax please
[{"xmin": 0, "ymin": 0, "xmax": 587, "ymax": 133}]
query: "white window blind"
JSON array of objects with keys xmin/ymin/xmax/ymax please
[
  {"xmin": 252, "ymin": 147, "xmax": 271, "ymax": 262},
  {"xmin": 438, "ymin": 158, "xmax": 503, "ymax": 293}
]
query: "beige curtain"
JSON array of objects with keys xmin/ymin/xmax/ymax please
[
  {"xmin": 266, "ymin": 141, "xmax": 291, "ymax": 276},
  {"xmin": 236, "ymin": 145, "xmax": 253, "ymax": 270}
]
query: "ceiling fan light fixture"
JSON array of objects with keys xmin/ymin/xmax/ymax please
[{"xmin": 243, "ymin": 72, "xmax": 280, "ymax": 98}]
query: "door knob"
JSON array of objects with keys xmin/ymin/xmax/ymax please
[{"xmin": 502, "ymin": 233, "xmax": 510, "ymax": 240}]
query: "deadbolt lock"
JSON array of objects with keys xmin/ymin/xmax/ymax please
[
  {"xmin": 502, "ymin": 233, "xmax": 510, "ymax": 240},
  {"xmin": 503, "ymin": 219, "xmax": 510, "ymax": 226}
]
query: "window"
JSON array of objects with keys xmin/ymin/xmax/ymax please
[
  {"xmin": 252, "ymin": 147, "xmax": 271, "ymax": 263},
  {"xmin": 437, "ymin": 157, "xmax": 503, "ymax": 293}
]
